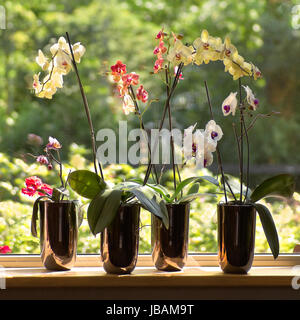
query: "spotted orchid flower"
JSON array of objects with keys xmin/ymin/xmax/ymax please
[
  {"xmin": 223, "ymin": 51, "xmax": 252, "ymax": 80},
  {"xmin": 111, "ymin": 60, "xmax": 127, "ymax": 82},
  {"xmin": 222, "ymin": 36, "xmax": 238, "ymax": 60},
  {"xmin": 32, "ymin": 73, "xmax": 42, "ymax": 94},
  {"xmin": 193, "ymin": 30, "xmax": 223, "ymax": 65},
  {"xmin": 122, "ymin": 72, "xmax": 139, "ymax": 87},
  {"xmin": 136, "ymin": 85, "xmax": 148, "ymax": 103},
  {"xmin": 204, "ymin": 120, "xmax": 223, "ymax": 146},
  {"xmin": 167, "ymin": 39, "xmax": 194, "ymax": 66},
  {"xmin": 222, "ymin": 92, "xmax": 238, "ymax": 116}
]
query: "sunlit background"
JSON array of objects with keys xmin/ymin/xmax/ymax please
[{"xmin": 0, "ymin": 0, "xmax": 299, "ymax": 254}]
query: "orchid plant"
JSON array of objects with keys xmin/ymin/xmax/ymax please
[
  {"xmin": 168, "ymin": 29, "xmax": 295, "ymax": 259},
  {"xmin": 32, "ymin": 34, "xmax": 169, "ymax": 235},
  {"xmin": 22, "ymin": 136, "xmax": 82, "ymax": 237},
  {"xmin": 106, "ymin": 28, "xmax": 295, "ymax": 260}
]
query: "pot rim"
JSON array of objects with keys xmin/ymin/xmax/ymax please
[
  {"xmin": 41, "ymin": 199, "xmax": 78, "ymax": 204},
  {"xmin": 218, "ymin": 201, "xmax": 254, "ymax": 208},
  {"xmin": 120, "ymin": 203, "xmax": 141, "ymax": 209},
  {"xmin": 165, "ymin": 202, "xmax": 190, "ymax": 207}
]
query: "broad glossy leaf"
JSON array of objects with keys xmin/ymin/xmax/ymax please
[
  {"xmin": 69, "ymin": 170, "xmax": 106, "ymax": 199},
  {"xmin": 130, "ymin": 187, "xmax": 169, "ymax": 229},
  {"xmin": 170, "ymin": 176, "xmax": 219, "ymax": 202},
  {"xmin": 254, "ymin": 203, "xmax": 279, "ymax": 259},
  {"xmin": 51, "ymin": 187, "xmax": 70, "ymax": 201},
  {"xmin": 31, "ymin": 196, "xmax": 50, "ymax": 237},
  {"xmin": 250, "ymin": 174, "xmax": 295, "ymax": 203},
  {"xmin": 87, "ymin": 189, "xmax": 122, "ymax": 235},
  {"xmin": 72, "ymin": 200, "xmax": 84, "ymax": 228},
  {"xmin": 187, "ymin": 183, "xmax": 199, "ymax": 195},
  {"xmin": 113, "ymin": 181, "xmax": 141, "ymax": 191},
  {"xmin": 145, "ymin": 183, "xmax": 171, "ymax": 202}
]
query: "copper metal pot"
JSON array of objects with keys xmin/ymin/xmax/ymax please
[
  {"xmin": 152, "ymin": 202, "xmax": 190, "ymax": 271},
  {"xmin": 218, "ymin": 202, "xmax": 256, "ymax": 274},
  {"xmin": 100, "ymin": 203, "xmax": 140, "ymax": 274},
  {"xmin": 39, "ymin": 200, "xmax": 78, "ymax": 271}
]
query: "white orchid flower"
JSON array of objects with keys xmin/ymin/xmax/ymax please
[
  {"xmin": 183, "ymin": 124, "xmax": 205, "ymax": 163},
  {"xmin": 203, "ymin": 150, "xmax": 213, "ymax": 168},
  {"xmin": 204, "ymin": 120, "xmax": 223, "ymax": 144},
  {"xmin": 243, "ymin": 85, "xmax": 259, "ymax": 111},
  {"xmin": 222, "ymin": 92, "xmax": 238, "ymax": 116}
]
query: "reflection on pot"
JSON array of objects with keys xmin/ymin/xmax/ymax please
[
  {"xmin": 152, "ymin": 202, "xmax": 190, "ymax": 271},
  {"xmin": 39, "ymin": 200, "xmax": 78, "ymax": 271},
  {"xmin": 101, "ymin": 203, "xmax": 140, "ymax": 274},
  {"xmin": 218, "ymin": 202, "xmax": 256, "ymax": 274}
]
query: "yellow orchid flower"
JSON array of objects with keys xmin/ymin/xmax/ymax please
[
  {"xmin": 33, "ymin": 35, "xmax": 86, "ymax": 99},
  {"xmin": 251, "ymin": 64, "xmax": 262, "ymax": 80},
  {"xmin": 193, "ymin": 30, "xmax": 223, "ymax": 65},
  {"xmin": 54, "ymin": 51, "xmax": 72, "ymax": 75},
  {"xmin": 223, "ymin": 51, "xmax": 252, "ymax": 80},
  {"xmin": 32, "ymin": 73, "xmax": 42, "ymax": 94},
  {"xmin": 72, "ymin": 42, "xmax": 86, "ymax": 63},
  {"xmin": 50, "ymin": 36, "xmax": 70, "ymax": 56},
  {"xmin": 167, "ymin": 39, "xmax": 194, "ymax": 66},
  {"xmin": 36, "ymin": 50, "xmax": 49, "ymax": 71},
  {"xmin": 221, "ymin": 36, "xmax": 238, "ymax": 60}
]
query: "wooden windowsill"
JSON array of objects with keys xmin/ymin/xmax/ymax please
[
  {"xmin": 2, "ymin": 266, "xmax": 298, "ymax": 288},
  {"xmin": 1, "ymin": 256, "xmax": 300, "ymax": 300}
]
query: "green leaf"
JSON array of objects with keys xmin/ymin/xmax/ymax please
[
  {"xmin": 69, "ymin": 170, "xmax": 106, "ymax": 199},
  {"xmin": 51, "ymin": 187, "xmax": 70, "ymax": 201},
  {"xmin": 51, "ymin": 188, "xmax": 61, "ymax": 201},
  {"xmin": 113, "ymin": 181, "xmax": 141, "ymax": 191},
  {"xmin": 254, "ymin": 203, "xmax": 279, "ymax": 259},
  {"xmin": 87, "ymin": 189, "xmax": 122, "ymax": 235},
  {"xmin": 130, "ymin": 187, "xmax": 169, "ymax": 229},
  {"xmin": 250, "ymin": 174, "xmax": 295, "ymax": 203},
  {"xmin": 170, "ymin": 176, "xmax": 219, "ymax": 202},
  {"xmin": 187, "ymin": 183, "xmax": 199, "ymax": 195},
  {"xmin": 145, "ymin": 183, "xmax": 171, "ymax": 202},
  {"xmin": 31, "ymin": 196, "xmax": 50, "ymax": 237},
  {"xmin": 177, "ymin": 192, "xmax": 216, "ymax": 203},
  {"xmin": 72, "ymin": 200, "xmax": 84, "ymax": 228}
]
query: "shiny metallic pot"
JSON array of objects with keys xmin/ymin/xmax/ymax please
[
  {"xmin": 39, "ymin": 200, "xmax": 78, "ymax": 271},
  {"xmin": 152, "ymin": 202, "xmax": 190, "ymax": 271}
]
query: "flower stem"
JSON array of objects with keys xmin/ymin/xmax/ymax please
[
  {"xmin": 204, "ymin": 80, "xmax": 228, "ymax": 203},
  {"xmin": 238, "ymin": 78, "xmax": 244, "ymax": 203},
  {"xmin": 65, "ymin": 32, "xmax": 104, "ymax": 181},
  {"xmin": 128, "ymin": 85, "xmax": 159, "ymax": 184},
  {"xmin": 165, "ymin": 66, "xmax": 178, "ymax": 197},
  {"xmin": 143, "ymin": 62, "xmax": 183, "ymax": 185},
  {"xmin": 242, "ymin": 117, "xmax": 250, "ymax": 203}
]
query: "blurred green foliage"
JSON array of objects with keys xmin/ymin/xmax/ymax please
[
  {"xmin": 0, "ymin": 0, "xmax": 299, "ymax": 253},
  {"xmin": 0, "ymin": 0, "xmax": 299, "ymax": 167}
]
